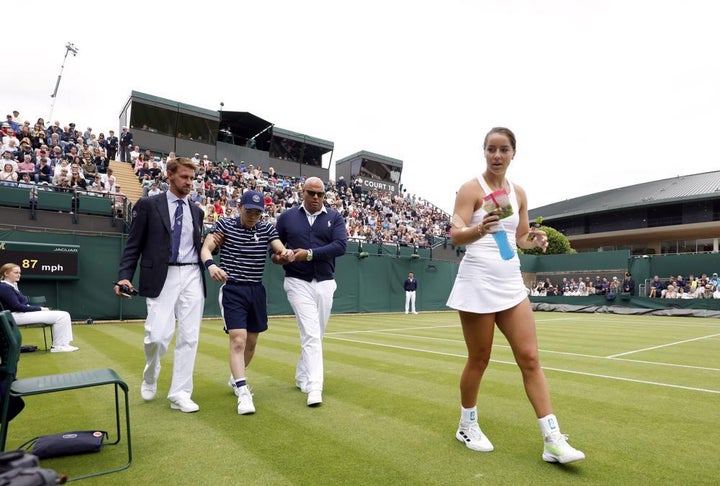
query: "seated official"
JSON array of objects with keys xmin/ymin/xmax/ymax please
[{"xmin": 0, "ymin": 262, "xmax": 78, "ymax": 353}]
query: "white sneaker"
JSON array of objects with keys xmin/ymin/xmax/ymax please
[
  {"xmin": 307, "ymin": 390, "xmax": 322, "ymax": 407},
  {"xmin": 140, "ymin": 381, "xmax": 157, "ymax": 401},
  {"xmin": 169, "ymin": 396, "xmax": 200, "ymax": 413},
  {"xmin": 236, "ymin": 386, "xmax": 255, "ymax": 415},
  {"xmin": 456, "ymin": 422, "xmax": 494, "ymax": 452},
  {"xmin": 542, "ymin": 433, "xmax": 585, "ymax": 464},
  {"xmin": 50, "ymin": 345, "xmax": 79, "ymax": 353}
]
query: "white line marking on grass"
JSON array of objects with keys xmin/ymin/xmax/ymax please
[
  {"xmin": 327, "ymin": 325, "xmax": 458, "ymax": 335},
  {"xmin": 331, "ymin": 328, "xmax": 720, "ymax": 371},
  {"xmin": 540, "ymin": 366, "xmax": 720, "ymax": 395},
  {"xmin": 326, "ymin": 336, "xmax": 720, "ymax": 395},
  {"xmin": 606, "ymin": 333, "xmax": 720, "ymax": 358},
  {"xmin": 607, "ymin": 357, "xmax": 720, "ymax": 372}
]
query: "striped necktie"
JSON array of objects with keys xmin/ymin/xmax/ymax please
[{"xmin": 171, "ymin": 200, "xmax": 184, "ymax": 263}]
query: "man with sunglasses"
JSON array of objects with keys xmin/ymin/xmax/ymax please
[{"xmin": 273, "ymin": 177, "xmax": 347, "ymax": 407}]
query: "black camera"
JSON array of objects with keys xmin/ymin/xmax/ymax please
[{"xmin": 114, "ymin": 282, "xmax": 138, "ymax": 297}]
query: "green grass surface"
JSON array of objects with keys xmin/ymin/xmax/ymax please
[{"xmin": 7, "ymin": 312, "xmax": 719, "ymax": 485}]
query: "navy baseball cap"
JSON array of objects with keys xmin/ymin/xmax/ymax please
[{"xmin": 240, "ymin": 190, "xmax": 264, "ymax": 211}]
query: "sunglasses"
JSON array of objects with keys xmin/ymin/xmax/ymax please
[{"xmin": 305, "ymin": 190, "xmax": 325, "ymax": 198}]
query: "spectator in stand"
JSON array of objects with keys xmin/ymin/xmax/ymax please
[
  {"xmin": 112, "ymin": 185, "xmax": 126, "ymax": 217},
  {"xmin": 30, "ymin": 123, "xmax": 46, "ymax": 148},
  {"xmin": 609, "ymin": 276, "xmax": 621, "ymax": 294},
  {"xmin": 149, "ymin": 161, "xmax": 162, "ymax": 180},
  {"xmin": 5, "ymin": 114, "xmax": 19, "ymax": 133},
  {"xmin": 17, "ymin": 154, "xmax": 35, "ymax": 178},
  {"xmin": 622, "ymin": 272, "xmax": 635, "ymax": 296},
  {"xmin": 17, "ymin": 172, "xmax": 34, "ymax": 189},
  {"xmin": 52, "ymin": 160, "xmax": 70, "ymax": 186},
  {"xmin": 663, "ymin": 284, "xmax": 678, "ymax": 299},
  {"xmin": 137, "ymin": 160, "xmax": 152, "ymax": 180},
  {"xmin": 675, "ymin": 275, "xmax": 686, "ymax": 292},
  {"xmin": 0, "ymin": 163, "xmax": 17, "ymax": 184},
  {"xmin": 709, "ymin": 272, "xmax": 719, "ymax": 292},
  {"xmin": 678, "ymin": 286, "xmax": 691, "ymax": 299},
  {"xmin": 106, "ymin": 130, "xmax": 118, "ymax": 160},
  {"xmin": 148, "ymin": 181, "xmax": 162, "ymax": 197},
  {"xmin": 69, "ymin": 166, "xmax": 87, "ymax": 191},
  {"xmin": 1, "ymin": 149, "xmax": 16, "ymax": 170},
  {"xmin": 577, "ymin": 278, "xmax": 587, "ymax": 296},
  {"xmin": 82, "ymin": 155, "xmax": 98, "ymax": 179},
  {"xmin": 661, "ymin": 276, "xmax": 676, "ymax": 297},
  {"xmin": 694, "ymin": 274, "xmax": 710, "ymax": 298},
  {"xmin": 648, "ymin": 276, "xmax": 664, "ymax": 298},
  {"xmin": 203, "ymin": 204, "xmax": 218, "ymax": 227},
  {"xmin": 89, "ymin": 175, "xmax": 105, "ymax": 193},
  {"xmin": 119, "ymin": 126, "xmax": 133, "ymax": 162},
  {"xmin": 129, "ymin": 145, "xmax": 141, "ymax": 168},
  {"xmin": 687, "ymin": 274, "xmax": 697, "ymax": 295},
  {"xmin": 35, "ymin": 157, "xmax": 52, "ymax": 183}
]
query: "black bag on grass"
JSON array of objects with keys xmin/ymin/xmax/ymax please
[{"xmin": 21, "ymin": 431, "xmax": 107, "ymax": 459}]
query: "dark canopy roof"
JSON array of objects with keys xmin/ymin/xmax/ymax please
[{"xmin": 219, "ymin": 111, "xmax": 273, "ymax": 141}]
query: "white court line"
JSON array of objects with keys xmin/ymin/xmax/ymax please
[
  {"xmin": 328, "ymin": 324, "xmax": 457, "ymax": 335},
  {"xmin": 331, "ymin": 328, "xmax": 720, "ymax": 372},
  {"xmin": 607, "ymin": 333, "xmax": 720, "ymax": 358},
  {"xmin": 326, "ymin": 335, "xmax": 720, "ymax": 395}
]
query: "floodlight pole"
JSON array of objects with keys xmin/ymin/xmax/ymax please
[
  {"xmin": 216, "ymin": 101, "xmax": 224, "ymax": 162},
  {"xmin": 48, "ymin": 42, "xmax": 79, "ymax": 123}
]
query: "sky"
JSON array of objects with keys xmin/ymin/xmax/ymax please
[{"xmin": 3, "ymin": 0, "xmax": 719, "ymax": 213}]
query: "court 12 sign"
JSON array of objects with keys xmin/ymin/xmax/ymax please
[{"xmin": 0, "ymin": 241, "xmax": 79, "ymax": 279}]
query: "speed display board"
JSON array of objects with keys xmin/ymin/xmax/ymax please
[{"xmin": 0, "ymin": 241, "xmax": 79, "ymax": 279}]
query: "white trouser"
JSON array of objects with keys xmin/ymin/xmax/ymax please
[
  {"xmin": 12, "ymin": 310, "xmax": 73, "ymax": 346},
  {"xmin": 283, "ymin": 277, "xmax": 337, "ymax": 393},
  {"xmin": 144, "ymin": 265, "xmax": 204, "ymax": 401},
  {"xmin": 405, "ymin": 291, "xmax": 416, "ymax": 313}
]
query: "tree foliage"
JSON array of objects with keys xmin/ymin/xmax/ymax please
[{"xmin": 521, "ymin": 225, "xmax": 574, "ymax": 255}]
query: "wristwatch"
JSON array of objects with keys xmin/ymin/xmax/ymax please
[{"xmin": 306, "ymin": 249, "xmax": 313, "ymax": 261}]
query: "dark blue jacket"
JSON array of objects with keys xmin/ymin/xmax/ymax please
[
  {"xmin": 0, "ymin": 283, "xmax": 41, "ymax": 312},
  {"xmin": 275, "ymin": 206, "xmax": 347, "ymax": 282},
  {"xmin": 117, "ymin": 193, "xmax": 206, "ymax": 298},
  {"xmin": 404, "ymin": 278, "xmax": 417, "ymax": 292}
]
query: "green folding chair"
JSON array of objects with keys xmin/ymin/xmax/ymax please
[
  {"xmin": 0, "ymin": 297, "xmax": 54, "ymax": 351},
  {"xmin": 0, "ymin": 310, "xmax": 132, "ymax": 481}
]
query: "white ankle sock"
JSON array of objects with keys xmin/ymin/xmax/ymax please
[
  {"xmin": 538, "ymin": 413, "xmax": 560, "ymax": 437},
  {"xmin": 461, "ymin": 406, "xmax": 477, "ymax": 424}
]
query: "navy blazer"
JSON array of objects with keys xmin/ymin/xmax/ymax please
[
  {"xmin": 117, "ymin": 193, "xmax": 206, "ymax": 298},
  {"xmin": 0, "ymin": 283, "xmax": 42, "ymax": 312}
]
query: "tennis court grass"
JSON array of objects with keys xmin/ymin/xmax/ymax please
[{"xmin": 7, "ymin": 311, "xmax": 719, "ymax": 485}]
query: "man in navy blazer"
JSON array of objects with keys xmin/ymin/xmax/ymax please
[
  {"xmin": 273, "ymin": 176, "xmax": 347, "ymax": 407},
  {"xmin": 115, "ymin": 156, "xmax": 206, "ymax": 413},
  {"xmin": 119, "ymin": 126, "xmax": 133, "ymax": 162}
]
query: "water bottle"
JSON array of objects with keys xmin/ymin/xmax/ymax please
[{"xmin": 492, "ymin": 230, "xmax": 515, "ymax": 260}]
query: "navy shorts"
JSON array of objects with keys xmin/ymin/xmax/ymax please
[{"xmin": 220, "ymin": 281, "xmax": 268, "ymax": 334}]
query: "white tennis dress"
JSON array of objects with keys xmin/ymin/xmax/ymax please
[{"xmin": 446, "ymin": 176, "xmax": 528, "ymax": 314}]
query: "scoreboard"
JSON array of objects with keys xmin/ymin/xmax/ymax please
[{"xmin": 0, "ymin": 241, "xmax": 79, "ymax": 279}]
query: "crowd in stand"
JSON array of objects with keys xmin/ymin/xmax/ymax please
[
  {"xmin": 2, "ymin": 110, "xmax": 451, "ymax": 247},
  {"xmin": 531, "ymin": 272, "xmax": 720, "ymax": 299},
  {"xmin": 1, "ymin": 112, "xmax": 120, "ymax": 194}
]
